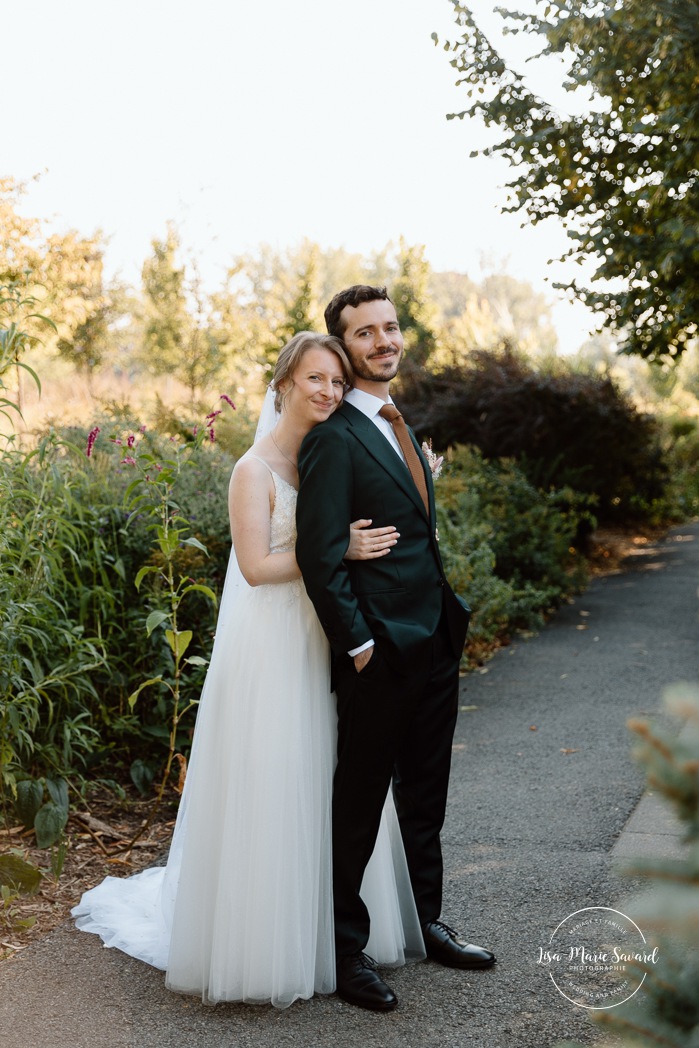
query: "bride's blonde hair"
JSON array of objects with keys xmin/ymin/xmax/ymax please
[{"xmin": 272, "ymin": 332, "xmax": 353, "ymax": 412}]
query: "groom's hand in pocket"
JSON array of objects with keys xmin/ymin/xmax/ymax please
[{"xmin": 353, "ymin": 645, "xmax": 375, "ymax": 673}]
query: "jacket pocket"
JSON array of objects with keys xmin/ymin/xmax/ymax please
[{"xmin": 347, "ymin": 559, "xmax": 402, "ymax": 595}]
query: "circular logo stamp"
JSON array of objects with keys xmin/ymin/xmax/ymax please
[{"xmin": 538, "ymin": 906, "xmax": 658, "ymax": 1009}]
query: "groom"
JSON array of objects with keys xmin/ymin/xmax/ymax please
[{"xmin": 296, "ymin": 285, "xmax": 495, "ymax": 1011}]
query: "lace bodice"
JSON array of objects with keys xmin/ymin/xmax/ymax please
[
  {"xmin": 269, "ymin": 470, "xmax": 297, "ymax": 553},
  {"xmin": 246, "ymin": 457, "xmax": 302, "ymax": 604}
]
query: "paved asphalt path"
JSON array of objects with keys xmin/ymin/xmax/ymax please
[{"xmin": 2, "ymin": 522, "xmax": 697, "ymax": 1048}]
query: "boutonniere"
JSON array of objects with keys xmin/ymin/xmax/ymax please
[{"xmin": 421, "ymin": 439, "xmax": 443, "ymax": 480}]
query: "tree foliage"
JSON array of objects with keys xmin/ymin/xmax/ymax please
[
  {"xmin": 141, "ymin": 224, "xmax": 191, "ymax": 379},
  {"xmin": 396, "ymin": 347, "xmax": 667, "ymax": 524},
  {"xmin": 438, "ymin": 0, "xmax": 699, "ymax": 362},
  {"xmin": 0, "ymin": 178, "xmax": 113, "ymax": 371},
  {"xmin": 141, "ymin": 225, "xmax": 227, "ymax": 398},
  {"xmin": 392, "ymin": 239, "xmax": 440, "ymax": 365}
]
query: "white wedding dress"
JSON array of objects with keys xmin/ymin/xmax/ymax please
[{"xmin": 72, "ymin": 460, "xmax": 424, "ymax": 1008}]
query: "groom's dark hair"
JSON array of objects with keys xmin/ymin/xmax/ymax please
[{"xmin": 324, "ymin": 285, "xmax": 392, "ymax": 339}]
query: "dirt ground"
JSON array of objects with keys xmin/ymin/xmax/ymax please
[{"xmin": 1, "ymin": 787, "xmax": 178, "ymax": 962}]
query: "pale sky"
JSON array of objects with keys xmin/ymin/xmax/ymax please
[{"xmin": 5, "ymin": 0, "xmax": 600, "ymax": 351}]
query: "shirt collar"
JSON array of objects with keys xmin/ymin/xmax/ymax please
[{"xmin": 344, "ymin": 386, "xmax": 394, "ymax": 420}]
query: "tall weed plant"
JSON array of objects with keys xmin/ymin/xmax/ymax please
[
  {"xmin": 58, "ymin": 411, "xmax": 236, "ymax": 785},
  {"xmin": 1, "ymin": 286, "xmax": 106, "ymax": 844},
  {"xmin": 84, "ymin": 400, "xmax": 235, "ymax": 837}
]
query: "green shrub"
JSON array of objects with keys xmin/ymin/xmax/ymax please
[
  {"xmin": 662, "ymin": 413, "xmax": 699, "ymax": 521},
  {"xmin": 0, "ymin": 434, "xmax": 109, "ymax": 797},
  {"xmin": 436, "ymin": 446, "xmax": 593, "ymax": 653},
  {"xmin": 1, "ymin": 293, "xmax": 235, "ymax": 823},
  {"xmin": 397, "ymin": 349, "xmax": 668, "ymax": 524},
  {"xmin": 53, "ymin": 414, "xmax": 237, "ymax": 780}
]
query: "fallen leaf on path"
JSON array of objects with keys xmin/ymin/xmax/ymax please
[{"xmin": 560, "ymin": 748, "xmax": 580, "ymax": 755}]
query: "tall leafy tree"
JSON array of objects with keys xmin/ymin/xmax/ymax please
[
  {"xmin": 392, "ymin": 239, "xmax": 440, "ymax": 366},
  {"xmin": 276, "ymin": 244, "xmax": 321, "ymax": 345},
  {"xmin": 0, "ymin": 177, "xmax": 42, "ymax": 285},
  {"xmin": 480, "ymin": 273, "xmax": 558, "ymax": 355},
  {"xmin": 207, "ymin": 262, "xmax": 257, "ymax": 387},
  {"xmin": 0, "ymin": 177, "xmax": 119, "ymax": 398},
  {"xmin": 141, "ymin": 224, "xmax": 191, "ymax": 379},
  {"xmin": 52, "ymin": 232, "xmax": 113, "ymax": 377},
  {"xmin": 437, "ymin": 0, "xmax": 699, "ymax": 362},
  {"xmin": 141, "ymin": 226, "xmax": 229, "ymax": 400},
  {"xmin": 228, "ymin": 241, "xmax": 325, "ymax": 379},
  {"xmin": 180, "ymin": 263, "xmax": 227, "ymax": 402}
]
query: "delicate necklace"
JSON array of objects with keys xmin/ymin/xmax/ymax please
[{"xmin": 271, "ymin": 430, "xmax": 298, "ymax": 469}]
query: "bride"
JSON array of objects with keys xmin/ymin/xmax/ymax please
[{"xmin": 72, "ymin": 332, "xmax": 425, "ymax": 1009}]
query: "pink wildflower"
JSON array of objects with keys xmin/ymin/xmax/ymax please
[
  {"xmin": 110, "ymin": 437, "xmax": 123, "ymax": 446},
  {"xmin": 192, "ymin": 426, "xmax": 198, "ymax": 437},
  {"xmin": 127, "ymin": 434, "xmax": 136, "ymax": 448},
  {"xmin": 121, "ymin": 456, "xmax": 137, "ymax": 466},
  {"xmin": 205, "ymin": 409, "xmax": 222, "ymax": 422},
  {"xmin": 86, "ymin": 426, "xmax": 100, "ymax": 458},
  {"xmin": 139, "ymin": 424, "xmax": 147, "ymax": 433},
  {"xmin": 220, "ymin": 394, "xmax": 236, "ymax": 409},
  {"xmin": 208, "ymin": 427, "xmax": 216, "ymax": 443}
]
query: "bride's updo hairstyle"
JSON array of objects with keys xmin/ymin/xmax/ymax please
[{"xmin": 272, "ymin": 331, "xmax": 353, "ymax": 412}]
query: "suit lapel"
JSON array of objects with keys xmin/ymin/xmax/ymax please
[{"xmin": 338, "ymin": 402, "xmax": 430, "ymax": 520}]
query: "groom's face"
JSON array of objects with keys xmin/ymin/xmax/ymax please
[{"xmin": 339, "ymin": 299, "xmax": 404, "ymax": 388}]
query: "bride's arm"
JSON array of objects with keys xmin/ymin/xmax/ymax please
[
  {"xmin": 229, "ymin": 458, "xmax": 301, "ymax": 586},
  {"xmin": 229, "ymin": 458, "xmax": 401, "ymax": 586}
]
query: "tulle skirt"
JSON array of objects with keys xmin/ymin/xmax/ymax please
[{"xmin": 73, "ymin": 576, "xmax": 424, "ymax": 1008}]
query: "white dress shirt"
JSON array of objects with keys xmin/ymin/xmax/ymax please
[{"xmin": 343, "ymin": 387, "xmax": 407, "ymax": 466}]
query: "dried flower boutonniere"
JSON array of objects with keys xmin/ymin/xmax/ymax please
[{"xmin": 421, "ymin": 439, "xmax": 443, "ymax": 480}]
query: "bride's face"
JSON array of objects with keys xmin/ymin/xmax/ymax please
[{"xmin": 282, "ymin": 347, "xmax": 345, "ymax": 426}]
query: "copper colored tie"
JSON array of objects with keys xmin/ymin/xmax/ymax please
[{"xmin": 379, "ymin": 404, "xmax": 429, "ymax": 517}]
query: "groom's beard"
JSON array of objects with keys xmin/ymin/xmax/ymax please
[{"xmin": 348, "ymin": 351, "xmax": 402, "ymax": 384}]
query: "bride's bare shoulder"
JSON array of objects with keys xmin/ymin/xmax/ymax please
[
  {"xmin": 230, "ymin": 450, "xmax": 275, "ymax": 503},
  {"xmin": 233, "ymin": 446, "xmax": 273, "ymax": 477}
]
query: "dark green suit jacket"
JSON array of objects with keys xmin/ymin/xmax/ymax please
[{"xmin": 296, "ymin": 402, "xmax": 469, "ymax": 676}]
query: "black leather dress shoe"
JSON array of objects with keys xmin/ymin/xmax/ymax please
[
  {"xmin": 336, "ymin": 952, "xmax": 398, "ymax": 1011},
  {"xmin": 422, "ymin": 920, "xmax": 496, "ymax": 969}
]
